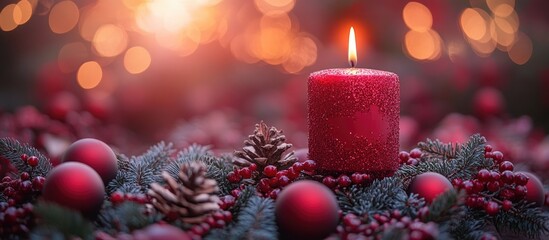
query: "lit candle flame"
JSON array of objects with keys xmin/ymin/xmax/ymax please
[{"xmin": 348, "ymin": 27, "xmax": 357, "ymax": 67}]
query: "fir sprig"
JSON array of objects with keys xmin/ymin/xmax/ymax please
[
  {"xmin": 107, "ymin": 142, "xmax": 175, "ymax": 194},
  {"xmin": 95, "ymin": 201, "xmax": 161, "ymax": 235},
  {"xmin": 0, "ymin": 138, "xmax": 52, "ymax": 177},
  {"xmin": 492, "ymin": 201, "xmax": 549, "ymax": 238},
  {"xmin": 206, "ymin": 196, "xmax": 277, "ymax": 240},
  {"xmin": 422, "ymin": 189, "xmax": 464, "ymax": 223},
  {"xmin": 337, "ymin": 177, "xmax": 409, "ymax": 215},
  {"xmin": 31, "ymin": 202, "xmax": 94, "ymax": 240},
  {"xmin": 418, "ymin": 138, "xmax": 461, "ymax": 161}
]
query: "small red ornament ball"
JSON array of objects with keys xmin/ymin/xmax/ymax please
[
  {"xmin": 517, "ymin": 171, "xmax": 545, "ymax": 207},
  {"xmin": 408, "ymin": 172, "xmax": 453, "ymax": 203},
  {"xmin": 62, "ymin": 138, "xmax": 118, "ymax": 184},
  {"xmin": 275, "ymin": 180, "xmax": 339, "ymax": 240},
  {"xmin": 43, "ymin": 162, "xmax": 105, "ymax": 217}
]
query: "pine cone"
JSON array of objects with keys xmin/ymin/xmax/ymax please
[
  {"xmin": 234, "ymin": 121, "xmax": 297, "ymax": 170},
  {"xmin": 148, "ymin": 162, "xmax": 219, "ymax": 224}
]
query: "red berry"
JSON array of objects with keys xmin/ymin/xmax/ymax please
[
  {"xmin": 462, "ymin": 180, "xmax": 474, "ymax": 193},
  {"xmin": 3, "ymin": 187, "xmax": 16, "ymax": 198},
  {"xmin": 499, "ymin": 188, "xmax": 515, "ymax": 199},
  {"xmin": 501, "ymin": 170, "xmax": 514, "ymax": 184},
  {"xmin": 4, "ymin": 207, "xmax": 18, "ymax": 224},
  {"xmin": 190, "ymin": 225, "xmax": 204, "ymax": 235},
  {"xmin": 484, "ymin": 201, "xmax": 500, "ymax": 216},
  {"xmin": 451, "ymin": 178, "xmax": 463, "ymax": 188},
  {"xmin": 27, "ymin": 156, "xmax": 39, "ymax": 167},
  {"xmin": 268, "ymin": 177, "xmax": 279, "ymax": 188},
  {"xmin": 361, "ymin": 174, "xmax": 371, "ymax": 183},
  {"xmin": 249, "ymin": 163, "xmax": 257, "ymax": 171},
  {"xmin": 514, "ymin": 185, "xmax": 527, "ymax": 198},
  {"xmin": 230, "ymin": 189, "xmax": 241, "ymax": 198},
  {"xmin": 406, "ymin": 158, "xmax": 419, "ymax": 166},
  {"xmin": 269, "ymin": 189, "xmax": 280, "ymax": 199},
  {"xmin": 32, "ymin": 176, "xmax": 45, "ymax": 191},
  {"xmin": 2, "ymin": 176, "xmax": 12, "ymax": 183},
  {"xmin": 484, "ymin": 152, "xmax": 494, "ymax": 159},
  {"xmin": 492, "ymin": 151, "xmax": 504, "ymax": 162},
  {"xmin": 338, "ymin": 175, "xmax": 352, "ymax": 187},
  {"xmin": 110, "ymin": 191, "xmax": 125, "ymax": 204},
  {"xmin": 215, "ymin": 219, "xmax": 226, "ymax": 228},
  {"xmin": 292, "ymin": 162, "xmax": 304, "ymax": 172},
  {"xmin": 499, "ymin": 161, "xmax": 514, "ymax": 172},
  {"xmin": 514, "ymin": 172, "xmax": 529, "ymax": 186},
  {"xmin": 286, "ymin": 167, "xmax": 300, "ymax": 180},
  {"xmin": 490, "ymin": 171, "xmax": 500, "ymax": 181},
  {"xmin": 484, "ymin": 145, "xmax": 493, "ymax": 153},
  {"xmin": 8, "ymin": 198, "xmax": 16, "ymax": 206},
  {"xmin": 227, "ymin": 171, "xmax": 241, "ymax": 183},
  {"xmin": 486, "ymin": 181, "xmax": 500, "ymax": 192},
  {"xmin": 480, "ymin": 233, "xmax": 497, "ymax": 240},
  {"xmin": 472, "ymin": 180, "xmax": 485, "ymax": 193},
  {"xmin": 302, "ymin": 160, "xmax": 317, "ymax": 171},
  {"xmin": 322, "ymin": 176, "xmax": 337, "ymax": 188},
  {"xmin": 263, "ymin": 165, "xmax": 277, "ymax": 177},
  {"xmin": 212, "ymin": 211, "xmax": 225, "ymax": 221},
  {"xmin": 20, "ymin": 172, "xmax": 30, "ymax": 181},
  {"xmin": 223, "ymin": 211, "xmax": 233, "ymax": 222},
  {"xmin": 477, "ymin": 169, "xmax": 490, "ymax": 181},
  {"xmin": 351, "ymin": 173, "xmax": 364, "ymax": 184},
  {"xmin": 398, "ymin": 151, "xmax": 410, "ymax": 162},
  {"xmin": 257, "ymin": 179, "xmax": 271, "ymax": 193},
  {"xmin": 278, "ymin": 175, "xmax": 291, "ymax": 187},
  {"xmin": 20, "ymin": 154, "xmax": 28, "ymax": 163},
  {"xmin": 410, "ymin": 148, "xmax": 422, "ymax": 159},
  {"xmin": 239, "ymin": 167, "xmax": 252, "ymax": 179},
  {"xmin": 502, "ymin": 200, "xmax": 512, "ymax": 211},
  {"xmin": 19, "ymin": 181, "xmax": 32, "ymax": 193}
]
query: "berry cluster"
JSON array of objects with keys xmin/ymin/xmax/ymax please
[
  {"xmin": 227, "ymin": 160, "xmax": 317, "ymax": 199},
  {"xmin": 321, "ymin": 172, "xmax": 371, "ymax": 190},
  {"xmin": 455, "ymin": 145, "xmax": 528, "ymax": 215},
  {"xmin": 110, "ymin": 191, "xmax": 150, "ymax": 205},
  {"xmin": 337, "ymin": 210, "xmax": 438, "ymax": 240},
  {"xmin": 398, "ymin": 148, "xmax": 423, "ymax": 166},
  {"xmin": 0, "ymin": 203, "xmax": 34, "ymax": 236},
  {"xmin": 188, "ymin": 210, "xmax": 233, "ymax": 238}
]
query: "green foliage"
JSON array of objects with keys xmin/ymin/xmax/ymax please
[
  {"xmin": 0, "ymin": 138, "xmax": 52, "ymax": 178},
  {"xmin": 31, "ymin": 202, "xmax": 94, "ymax": 240},
  {"xmin": 423, "ymin": 189, "xmax": 463, "ymax": 223},
  {"xmin": 492, "ymin": 201, "xmax": 549, "ymax": 238},
  {"xmin": 96, "ymin": 201, "xmax": 161, "ymax": 235},
  {"xmin": 418, "ymin": 138, "xmax": 460, "ymax": 161},
  {"xmin": 230, "ymin": 185, "xmax": 258, "ymax": 215},
  {"xmin": 106, "ymin": 142, "xmax": 175, "ymax": 194},
  {"xmin": 337, "ymin": 177, "xmax": 409, "ymax": 215},
  {"xmin": 205, "ymin": 196, "xmax": 277, "ymax": 240}
]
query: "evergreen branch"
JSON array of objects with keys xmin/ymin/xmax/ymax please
[
  {"xmin": 205, "ymin": 196, "xmax": 277, "ymax": 240},
  {"xmin": 444, "ymin": 213, "xmax": 487, "ymax": 240},
  {"xmin": 399, "ymin": 193, "xmax": 426, "ymax": 218},
  {"xmin": 31, "ymin": 202, "xmax": 94, "ymax": 239},
  {"xmin": 395, "ymin": 160, "xmax": 455, "ymax": 187},
  {"xmin": 448, "ymin": 134, "xmax": 487, "ymax": 180},
  {"xmin": 492, "ymin": 202, "xmax": 549, "ymax": 238},
  {"xmin": 230, "ymin": 186, "xmax": 257, "ymax": 215},
  {"xmin": 106, "ymin": 142, "xmax": 175, "ymax": 194},
  {"xmin": 204, "ymin": 155, "xmax": 237, "ymax": 196},
  {"xmin": 95, "ymin": 201, "xmax": 160, "ymax": 235},
  {"xmin": 423, "ymin": 189, "xmax": 464, "ymax": 223},
  {"xmin": 337, "ymin": 177, "xmax": 408, "ymax": 215},
  {"xmin": 418, "ymin": 138, "xmax": 460, "ymax": 161},
  {"xmin": 0, "ymin": 138, "xmax": 52, "ymax": 177}
]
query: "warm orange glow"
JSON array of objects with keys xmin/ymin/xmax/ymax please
[
  {"xmin": 92, "ymin": 24, "xmax": 128, "ymax": 57},
  {"xmin": 124, "ymin": 46, "xmax": 151, "ymax": 74},
  {"xmin": 14, "ymin": 0, "xmax": 32, "ymax": 25},
  {"xmin": 460, "ymin": 8, "xmax": 488, "ymax": 41},
  {"xmin": 282, "ymin": 34, "xmax": 317, "ymax": 73},
  {"xmin": 0, "ymin": 4, "xmax": 18, "ymax": 32},
  {"xmin": 58, "ymin": 42, "xmax": 89, "ymax": 73},
  {"xmin": 508, "ymin": 32, "xmax": 532, "ymax": 65},
  {"xmin": 49, "ymin": 1, "xmax": 79, "ymax": 34},
  {"xmin": 402, "ymin": 2, "xmax": 432, "ymax": 32},
  {"xmin": 254, "ymin": 0, "xmax": 295, "ymax": 15},
  {"xmin": 77, "ymin": 61, "xmax": 102, "ymax": 89},
  {"xmin": 487, "ymin": 0, "xmax": 515, "ymax": 13},
  {"xmin": 348, "ymin": 27, "xmax": 357, "ymax": 67},
  {"xmin": 404, "ymin": 29, "xmax": 442, "ymax": 60}
]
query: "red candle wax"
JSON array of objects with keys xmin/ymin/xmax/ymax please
[
  {"xmin": 308, "ymin": 68, "xmax": 400, "ymax": 176},
  {"xmin": 307, "ymin": 27, "xmax": 400, "ymax": 177}
]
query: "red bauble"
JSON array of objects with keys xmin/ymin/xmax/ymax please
[
  {"xmin": 517, "ymin": 171, "xmax": 545, "ymax": 207},
  {"xmin": 408, "ymin": 172, "xmax": 453, "ymax": 203},
  {"xmin": 275, "ymin": 180, "xmax": 339, "ymax": 240},
  {"xmin": 43, "ymin": 162, "xmax": 105, "ymax": 217},
  {"xmin": 62, "ymin": 138, "xmax": 118, "ymax": 184}
]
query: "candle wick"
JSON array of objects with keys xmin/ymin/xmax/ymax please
[{"xmin": 349, "ymin": 59, "xmax": 356, "ymax": 68}]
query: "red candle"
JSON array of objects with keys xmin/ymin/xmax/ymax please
[{"xmin": 308, "ymin": 27, "xmax": 399, "ymax": 177}]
